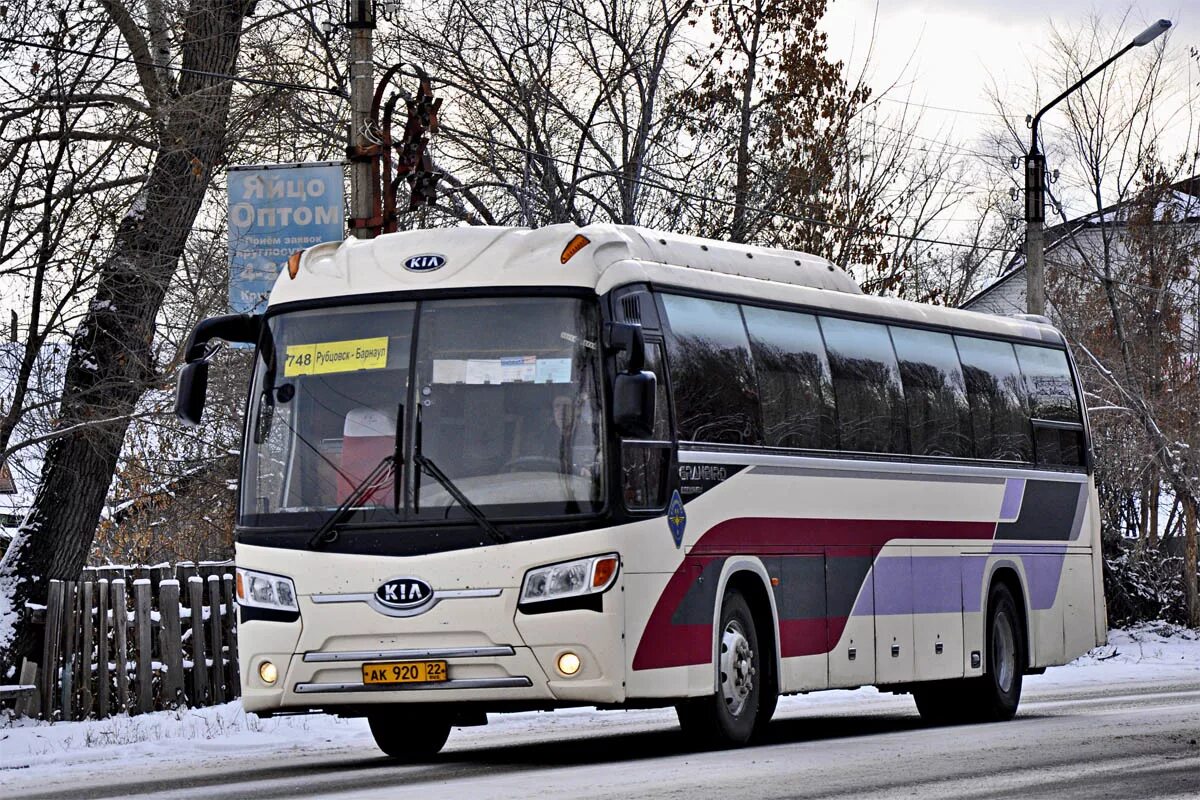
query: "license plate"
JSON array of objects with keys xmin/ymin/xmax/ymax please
[{"xmin": 362, "ymin": 660, "xmax": 448, "ymax": 685}]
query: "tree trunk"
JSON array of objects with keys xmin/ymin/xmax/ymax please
[{"xmin": 0, "ymin": 0, "xmax": 249, "ymax": 675}]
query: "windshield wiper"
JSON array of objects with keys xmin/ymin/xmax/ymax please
[
  {"xmin": 307, "ymin": 455, "xmax": 396, "ymax": 550},
  {"xmin": 307, "ymin": 403, "xmax": 404, "ymax": 550},
  {"xmin": 413, "ymin": 406, "xmax": 508, "ymax": 545}
]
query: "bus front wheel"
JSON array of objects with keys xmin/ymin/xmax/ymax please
[
  {"xmin": 368, "ymin": 707, "xmax": 452, "ymax": 761},
  {"xmin": 676, "ymin": 589, "xmax": 762, "ymax": 747}
]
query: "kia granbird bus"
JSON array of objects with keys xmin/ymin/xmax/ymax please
[{"xmin": 177, "ymin": 224, "xmax": 1105, "ymax": 759}]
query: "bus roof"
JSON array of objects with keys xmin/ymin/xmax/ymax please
[{"xmin": 275, "ymin": 223, "xmax": 1061, "ymax": 344}]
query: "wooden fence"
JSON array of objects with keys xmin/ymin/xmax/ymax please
[{"xmin": 13, "ymin": 562, "xmax": 239, "ymax": 721}]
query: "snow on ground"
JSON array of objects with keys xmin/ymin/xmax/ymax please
[{"xmin": 1, "ymin": 624, "xmax": 1197, "ymax": 787}]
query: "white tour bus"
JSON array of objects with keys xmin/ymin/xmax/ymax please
[{"xmin": 177, "ymin": 224, "xmax": 1105, "ymax": 758}]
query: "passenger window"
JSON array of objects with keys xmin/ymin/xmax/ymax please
[
  {"xmin": 818, "ymin": 317, "xmax": 907, "ymax": 454},
  {"xmin": 954, "ymin": 336, "xmax": 1032, "ymax": 462},
  {"xmin": 889, "ymin": 326, "xmax": 973, "ymax": 458},
  {"xmin": 1015, "ymin": 344, "xmax": 1085, "ymax": 468},
  {"xmin": 742, "ymin": 305, "xmax": 837, "ymax": 450},
  {"xmin": 1014, "ymin": 345, "xmax": 1081, "ymax": 422},
  {"xmin": 661, "ymin": 294, "xmax": 762, "ymax": 444}
]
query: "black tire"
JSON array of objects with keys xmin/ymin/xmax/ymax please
[
  {"xmin": 913, "ymin": 582, "xmax": 1024, "ymax": 725},
  {"xmin": 368, "ymin": 707, "xmax": 452, "ymax": 761},
  {"xmin": 675, "ymin": 590, "xmax": 762, "ymax": 748}
]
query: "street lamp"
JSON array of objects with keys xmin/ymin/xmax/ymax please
[{"xmin": 1024, "ymin": 18, "xmax": 1172, "ymax": 317}]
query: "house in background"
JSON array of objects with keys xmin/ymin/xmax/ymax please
[{"xmin": 962, "ymin": 176, "xmax": 1200, "ymax": 317}]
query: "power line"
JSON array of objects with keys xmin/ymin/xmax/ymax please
[
  {"xmin": 0, "ymin": 35, "xmax": 348, "ymax": 98},
  {"xmin": 438, "ymin": 124, "xmax": 1019, "ymax": 255}
]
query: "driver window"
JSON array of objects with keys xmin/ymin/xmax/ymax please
[{"xmin": 621, "ymin": 342, "xmax": 671, "ymax": 511}]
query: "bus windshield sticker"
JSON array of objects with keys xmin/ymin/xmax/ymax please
[
  {"xmin": 432, "ymin": 359, "xmax": 468, "ymax": 383},
  {"xmin": 465, "ymin": 359, "xmax": 504, "ymax": 384},
  {"xmin": 667, "ymin": 490, "xmax": 686, "ymax": 548},
  {"xmin": 535, "ymin": 358, "xmax": 572, "ymax": 383},
  {"xmin": 560, "ymin": 331, "xmax": 597, "ymax": 350},
  {"xmin": 284, "ymin": 337, "xmax": 388, "ymax": 377},
  {"xmin": 501, "ymin": 356, "xmax": 537, "ymax": 382}
]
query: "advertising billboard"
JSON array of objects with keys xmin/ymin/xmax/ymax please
[{"xmin": 227, "ymin": 162, "xmax": 345, "ymax": 313}]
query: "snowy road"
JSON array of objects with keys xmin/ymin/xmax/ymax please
[
  {"xmin": 5, "ymin": 679, "xmax": 1200, "ymax": 800},
  {"xmin": 3, "ymin": 626, "xmax": 1199, "ymax": 799}
]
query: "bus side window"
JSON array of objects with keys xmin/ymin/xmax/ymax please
[
  {"xmin": 1014, "ymin": 344, "xmax": 1085, "ymax": 467},
  {"xmin": 818, "ymin": 316, "xmax": 908, "ymax": 454},
  {"xmin": 955, "ymin": 336, "xmax": 1033, "ymax": 462},
  {"xmin": 660, "ymin": 294, "xmax": 762, "ymax": 445},
  {"xmin": 621, "ymin": 343, "xmax": 671, "ymax": 511},
  {"xmin": 889, "ymin": 326, "xmax": 973, "ymax": 458},
  {"xmin": 742, "ymin": 305, "xmax": 838, "ymax": 451}
]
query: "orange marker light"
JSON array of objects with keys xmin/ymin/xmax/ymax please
[
  {"xmin": 560, "ymin": 234, "xmax": 590, "ymax": 264},
  {"xmin": 235, "ymin": 570, "xmax": 245, "ymax": 600},
  {"xmin": 287, "ymin": 250, "xmax": 302, "ymax": 279},
  {"xmin": 592, "ymin": 556, "xmax": 618, "ymax": 588}
]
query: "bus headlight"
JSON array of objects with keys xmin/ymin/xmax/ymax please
[
  {"xmin": 519, "ymin": 554, "xmax": 619, "ymax": 605},
  {"xmin": 236, "ymin": 568, "xmax": 300, "ymax": 612}
]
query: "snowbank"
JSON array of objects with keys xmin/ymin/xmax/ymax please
[{"xmin": 2, "ymin": 625, "xmax": 1197, "ymax": 786}]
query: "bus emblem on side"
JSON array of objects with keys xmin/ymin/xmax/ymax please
[
  {"xmin": 404, "ymin": 253, "xmax": 446, "ymax": 272},
  {"xmin": 376, "ymin": 577, "xmax": 434, "ymax": 609},
  {"xmin": 667, "ymin": 490, "xmax": 686, "ymax": 549}
]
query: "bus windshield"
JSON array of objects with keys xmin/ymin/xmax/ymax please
[{"xmin": 240, "ymin": 296, "xmax": 605, "ymax": 528}]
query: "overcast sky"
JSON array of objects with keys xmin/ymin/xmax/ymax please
[{"xmin": 819, "ymin": 0, "xmax": 1193, "ymax": 143}]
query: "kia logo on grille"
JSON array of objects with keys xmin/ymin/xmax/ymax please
[
  {"xmin": 376, "ymin": 577, "xmax": 434, "ymax": 609},
  {"xmin": 404, "ymin": 253, "xmax": 446, "ymax": 272}
]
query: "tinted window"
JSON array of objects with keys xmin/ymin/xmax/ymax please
[
  {"xmin": 742, "ymin": 306, "xmax": 837, "ymax": 450},
  {"xmin": 661, "ymin": 294, "xmax": 761, "ymax": 444},
  {"xmin": 621, "ymin": 343, "xmax": 672, "ymax": 510},
  {"xmin": 889, "ymin": 327, "xmax": 973, "ymax": 458},
  {"xmin": 1014, "ymin": 345, "xmax": 1080, "ymax": 422},
  {"xmin": 1015, "ymin": 344, "xmax": 1085, "ymax": 467},
  {"xmin": 819, "ymin": 317, "xmax": 907, "ymax": 454},
  {"xmin": 954, "ymin": 336, "xmax": 1032, "ymax": 461}
]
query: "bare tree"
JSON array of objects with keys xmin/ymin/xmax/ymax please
[{"xmin": 0, "ymin": 0, "xmax": 255, "ymax": 672}]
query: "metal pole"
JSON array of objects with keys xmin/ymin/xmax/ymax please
[
  {"xmin": 1024, "ymin": 152, "xmax": 1047, "ymax": 316},
  {"xmin": 1020, "ymin": 19, "xmax": 1173, "ymax": 315},
  {"xmin": 347, "ymin": 0, "xmax": 376, "ymax": 240}
]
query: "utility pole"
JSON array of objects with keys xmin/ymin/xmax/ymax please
[
  {"xmin": 1023, "ymin": 18, "xmax": 1171, "ymax": 316},
  {"xmin": 347, "ymin": 0, "xmax": 376, "ymax": 240}
]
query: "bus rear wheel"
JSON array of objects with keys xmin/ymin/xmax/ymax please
[
  {"xmin": 367, "ymin": 707, "xmax": 452, "ymax": 761},
  {"xmin": 676, "ymin": 589, "xmax": 762, "ymax": 748},
  {"xmin": 913, "ymin": 582, "xmax": 1024, "ymax": 724}
]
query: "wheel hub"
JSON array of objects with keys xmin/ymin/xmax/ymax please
[
  {"xmin": 993, "ymin": 609, "xmax": 1016, "ymax": 693},
  {"xmin": 719, "ymin": 620, "xmax": 755, "ymax": 716}
]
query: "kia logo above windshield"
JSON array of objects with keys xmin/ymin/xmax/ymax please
[
  {"xmin": 404, "ymin": 253, "xmax": 446, "ymax": 272},
  {"xmin": 376, "ymin": 577, "xmax": 433, "ymax": 609}
]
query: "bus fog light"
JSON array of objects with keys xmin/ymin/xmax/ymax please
[
  {"xmin": 259, "ymin": 660, "xmax": 278, "ymax": 685},
  {"xmin": 557, "ymin": 652, "xmax": 582, "ymax": 676}
]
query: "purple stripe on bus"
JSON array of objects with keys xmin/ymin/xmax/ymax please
[
  {"xmin": 960, "ymin": 555, "xmax": 988, "ymax": 613},
  {"xmin": 999, "ymin": 478, "xmax": 1025, "ymax": 522},
  {"xmin": 911, "ymin": 557, "xmax": 965, "ymax": 614},
  {"xmin": 992, "ymin": 543, "xmax": 1068, "ymax": 610},
  {"xmin": 867, "ymin": 557, "xmax": 912, "ymax": 615}
]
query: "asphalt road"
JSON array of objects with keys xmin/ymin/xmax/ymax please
[{"xmin": 8, "ymin": 680, "xmax": 1200, "ymax": 800}]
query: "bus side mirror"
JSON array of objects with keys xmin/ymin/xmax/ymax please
[
  {"xmin": 175, "ymin": 313, "xmax": 263, "ymax": 427},
  {"xmin": 175, "ymin": 360, "xmax": 209, "ymax": 427},
  {"xmin": 613, "ymin": 371, "xmax": 656, "ymax": 438}
]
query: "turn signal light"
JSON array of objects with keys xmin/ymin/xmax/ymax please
[
  {"xmin": 592, "ymin": 556, "xmax": 618, "ymax": 589},
  {"xmin": 560, "ymin": 234, "xmax": 590, "ymax": 264},
  {"xmin": 287, "ymin": 250, "xmax": 302, "ymax": 279}
]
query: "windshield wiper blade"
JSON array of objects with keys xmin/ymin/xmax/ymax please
[
  {"xmin": 413, "ymin": 453, "xmax": 508, "ymax": 545},
  {"xmin": 307, "ymin": 455, "xmax": 395, "ymax": 550}
]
